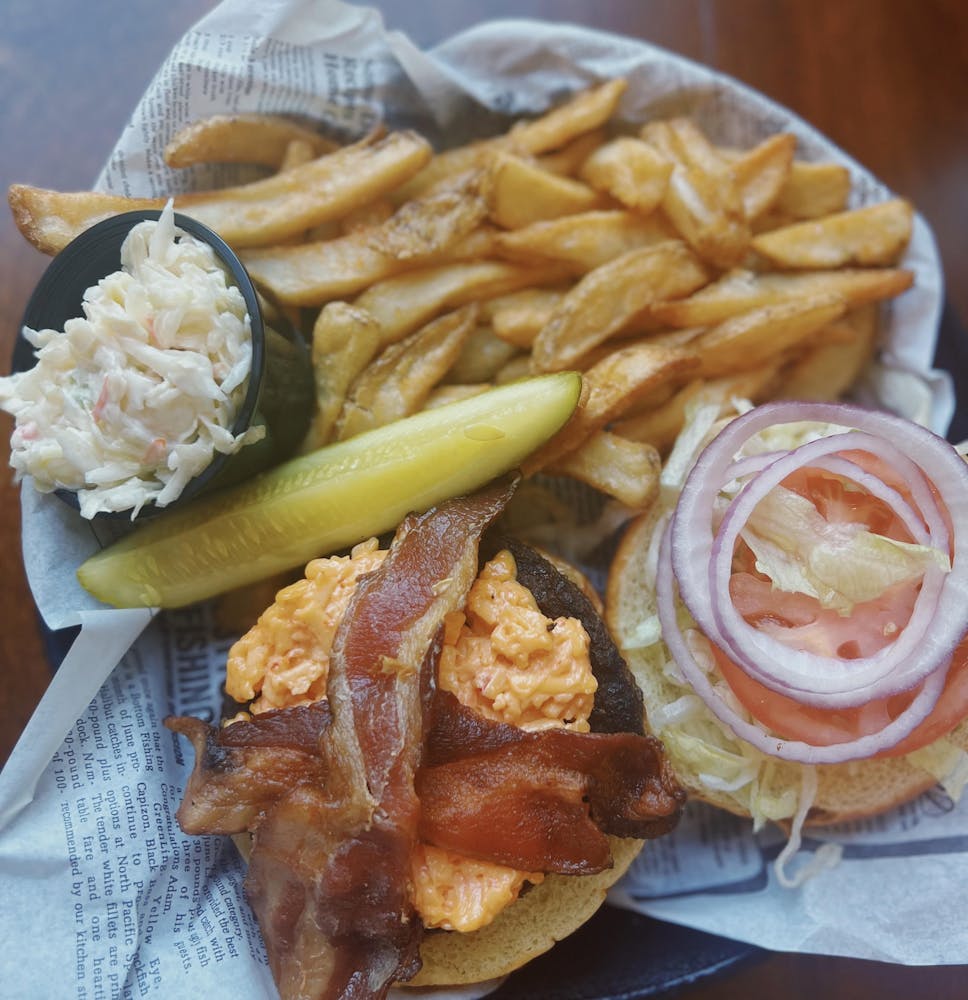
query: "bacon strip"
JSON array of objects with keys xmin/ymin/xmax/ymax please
[
  {"xmin": 243, "ymin": 479, "xmax": 516, "ymax": 1000},
  {"xmin": 165, "ymin": 706, "xmax": 330, "ymax": 834},
  {"xmin": 419, "ymin": 691, "xmax": 684, "ymax": 872}
]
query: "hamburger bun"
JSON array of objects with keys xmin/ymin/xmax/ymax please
[{"xmin": 606, "ymin": 495, "xmax": 968, "ymax": 829}]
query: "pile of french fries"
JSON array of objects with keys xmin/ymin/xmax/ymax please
[{"xmin": 9, "ymin": 79, "xmax": 915, "ymax": 511}]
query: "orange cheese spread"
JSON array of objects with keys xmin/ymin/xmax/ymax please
[{"xmin": 225, "ymin": 543, "xmax": 597, "ymax": 932}]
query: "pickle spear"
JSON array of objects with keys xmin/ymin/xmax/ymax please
[{"xmin": 78, "ymin": 372, "xmax": 581, "ymax": 608}]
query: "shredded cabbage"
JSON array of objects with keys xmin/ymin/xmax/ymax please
[{"xmin": 0, "ymin": 201, "xmax": 263, "ymax": 518}]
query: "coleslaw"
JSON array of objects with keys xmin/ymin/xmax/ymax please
[{"xmin": 0, "ymin": 201, "xmax": 264, "ymax": 518}]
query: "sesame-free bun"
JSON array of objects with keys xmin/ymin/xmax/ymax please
[
  {"xmin": 606, "ymin": 504, "xmax": 968, "ymax": 828},
  {"xmin": 232, "ymin": 833, "xmax": 641, "ymax": 987}
]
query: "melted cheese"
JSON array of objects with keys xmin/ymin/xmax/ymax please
[
  {"xmin": 225, "ymin": 538, "xmax": 386, "ymax": 712},
  {"xmin": 226, "ymin": 546, "xmax": 595, "ymax": 932},
  {"xmin": 439, "ymin": 549, "xmax": 597, "ymax": 732}
]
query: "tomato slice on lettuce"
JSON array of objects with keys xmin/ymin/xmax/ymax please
[{"xmin": 715, "ymin": 466, "xmax": 968, "ymax": 758}]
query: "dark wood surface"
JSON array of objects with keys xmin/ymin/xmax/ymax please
[{"xmin": 2, "ymin": 2, "xmax": 967, "ymax": 997}]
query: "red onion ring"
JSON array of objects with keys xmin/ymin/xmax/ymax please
[{"xmin": 659, "ymin": 401, "xmax": 968, "ymax": 758}]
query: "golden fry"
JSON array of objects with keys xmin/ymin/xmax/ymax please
[
  {"xmin": 487, "ymin": 153, "xmax": 605, "ymax": 229},
  {"xmin": 752, "ymin": 198, "xmax": 914, "ymax": 268},
  {"xmin": 10, "ymin": 131, "xmax": 432, "ymax": 254},
  {"xmin": 650, "ymin": 266, "xmax": 913, "ymax": 327},
  {"xmin": 579, "ymin": 137, "xmax": 673, "ymax": 214},
  {"xmin": 353, "ymin": 259, "xmax": 570, "ymax": 348},
  {"xmin": 241, "ymin": 176, "xmax": 488, "ymax": 306},
  {"xmin": 775, "ymin": 160, "xmax": 853, "ymax": 218},
  {"xmin": 641, "ymin": 118, "xmax": 751, "ymax": 268},
  {"xmin": 525, "ymin": 343, "xmax": 698, "ymax": 471},
  {"xmin": 730, "ymin": 133, "xmax": 796, "ymax": 220},
  {"xmin": 510, "ymin": 78, "xmax": 628, "ymax": 155},
  {"xmin": 538, "ymin": 130, "xmax": 607, "ymax": 176},
  {"xmin": 336, "ymin": 306, "xmax": 478, "ymax": 440},
  {"xmin": 694, "ymin": 293, "xmax": 847, "ymax": 378},
  {"xmin": 487, "ymin": 287, "xmax": 568, "ymax": 348},
  {"xmin": 305, "ymin": 303, "xmax": 383, "ymax": 449},
  {"xmin": 495, "ymin": 210, "xmax": 675, "ymax": 273},
  {"xmin": 164, "ymin": 113, "xmax": 339, "ymax": 170},
  {"xmin": 551, "ymin": 432, "xmax": 662, "ymax": 509},
  {"xmin": 531, "ymin": 241, "xmax": 709, "ymax": 372},
  {"xmin": 444, "ymin": 326, "xmax": 520, "ymax": 384}
]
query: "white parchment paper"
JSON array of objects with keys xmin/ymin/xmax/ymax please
[{"xmin": 1, "ymin": 1, "xmax": 964, "ymax": 996}]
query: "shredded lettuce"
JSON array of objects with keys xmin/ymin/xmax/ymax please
[{"xmin": 741, "ymin": 485, "xmax": 950, "ymax": 614}]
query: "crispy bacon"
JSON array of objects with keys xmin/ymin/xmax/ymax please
[
  {"xmin": 419, "ymin": 691, "xmax": 684, "ymax": 873},
  {"xmin": 165, "ymin": 706, "xmax": 330, "ymax": 834},
  {"xmin": 243, "ymin": 479, "xmax": 516, "ymax": 1000}
]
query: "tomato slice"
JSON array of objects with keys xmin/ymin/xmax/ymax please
[{"xmin": 712, "ymin": 459, "xmax": 966, "ymax": 758}]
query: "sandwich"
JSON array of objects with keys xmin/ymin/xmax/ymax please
[
  {"xmin": 165, "ymin": 477, "xmax": 685, "ymax": 998},
  {"xmin": 606, "ymin": 399, "xmax": 968, "ymax": 880}
]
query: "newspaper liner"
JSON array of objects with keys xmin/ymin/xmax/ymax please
[{"xmin": 1, "ymin": 1, "xmax": 965, "ymax": 996}]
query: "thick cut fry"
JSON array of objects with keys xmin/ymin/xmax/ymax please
[
  {"xmin": 278, "ymin": 138, "xmax": 318, "ymax": 172},
  {"xmin": 525, "ymin": 343, "xmax": 699, "ymax": 471},
  {"xmin": 551, "ymin": 431, "xmax": 662, "ymax": 509},
  {"xmin": 776, "ymin": 160, "xmax": 852, "ymax": 218},
  {"xmin": 240, "ymin": 177, "xmax": 489, "ymax": 305},
  {"xmin": 164, "ymin": 113, "xmax": 339, "ymax": 170},
  {"xmin": 730, "ymin": 133, "xmax": 797, "ymax": 220},
  {"xmin": 494, "ymin": 355, "xmax": 533, "ymax": 384},
  {"xmin": 487, "ymin": 153, "xmax": 605, "ymax": 229},
  {"xmin": 9, "ymin": 131, "xmax": 433, "ymax": 254},
  {"xmin": 335, "ymin": 306, "xmax": 478, "ymax": 440},
  {"xmin": 339, "ymin": 198, "xmax": 395, "ymax": 235},
  {"xmin": 495, "ymin": 210, "xmax": 675, "ymax": 274},
  {"xmin": 305, "ymin": 303, "xmax": 383, "ymax": 450},
  {"xmin": 641, "ymin": 118, "xmax": 751, "ymax": 268},
  {"xmin": 776, "ymin": 303, "xmax": 879, "ymax": 400},
  {"xmin": 693, "ymin": 293, "xmax": 847, "ymax": 378},
  {"xmin": 531, "ymin": 241, "xmax": 709, "ymax": 372},
  {"xmin": 578, "ymin": 137, "xmax": 673, "ymax": 214},
  {"xmin": 538, "ymin": 130, "xmax": 607, "ymax": 176},
  {"xmin": 487, "ymin": 288, "xmax": 568, "ymax": 348},
  {"xmin": 510, "ymin": 79, "xmax": 628, "ymax": 155},
  {"xmin": 614, "ymin": 366, "xmax": 781, "ymax": 451},
  {"xmin": 444, "ymin": 326, "xmax": 520, "ymax": 384},
  {"xmin": 352, "ymin": 259, "xmax": 569, "ymax": 348},
  {"xmin": 424, "ymin": 384, "xmax": 492, "ymax": 409},
  {"xmin": 752, "ymin": 198, "xmax": 914, "ymax": 268},
  {"xmin": 649, "ymin": 266, "xmax": 913, "ymax": 327}
]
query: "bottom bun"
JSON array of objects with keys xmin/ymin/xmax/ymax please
[
  {"xmin": 606, "ymin": 506, "xmax": 968, "ymax": 828},
  {"xmin": 233, "ymin": 833, "xmax": 642, "ymax": 988}
]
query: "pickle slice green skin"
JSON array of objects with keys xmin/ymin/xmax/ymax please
[{"xmin": 77, "ymin": 372, "xmax": 581, "ymax": 609}]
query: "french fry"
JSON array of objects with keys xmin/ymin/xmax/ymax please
[
  {"xmin": 525, "ymin": 343, "xmax": 699, "ymax": 471},
  {"xmin": 240, "ymin": 176, "xmax": 489, "ymax": 305},
  {"xmin": 730, "ymin": 133, "xmax": 797, "ymax": 220},
  {"xmin": 641, "ymin": 118, "xmax": 751, "ymax": 268},
  {"xmin": 444, "ymin": 326, "xmax": 520, "ymax": 384},
  {"xmin": 550, "ymin": 432, "xmax": 662, "ymax": 509},
  {"xmin": 9, "ymin": 131, "xmax": 433, "ymax": 254},
  {"xmin": 538, "ymin": 130, "xmax": 607, "ymax": 176},
  {"xmin": 487, "ymin": 153, "xmax": 605, "ymax": 229},
  {"xmin": 775, "ymin": 303, "xmax": 879, "ymax": 400},
  {"xmin": 650, "ymin": 266, "xmax": 914, "ymax": 327},
  {"xmin": 304, "ymin": 303, "xmax": 383, "ymax": 449},
  {"xmin": 338, "ymin": 198, "xmax": 395, "ymax": 235},
  {"xmin": 335, "ymin": 306, "xmax": 478, "ymax": 440},
  {"xmin": 278, "ymin": 138, "xmax": 319, "ymax": 172},
  {"xmin": 693, "ymin": 293, "xmax": 848, "ymax": 378},
  {"xmin": 510, "ymin": 78, "xmax": 628, "ymax": 155},
  {"xmin": 164, "ymin": 113, "xmax": 339, "ymax": 170},
  {"xmin": 486, "ymin": 288, "xmax": 568, "ymax": 348},
  {"xmin": 494, "ymin": 355, "xmax": 533, "ymax": 384},
  {"xmin": 752, "ymin": 198, "xmax": 914, "ymax": 268},
  {"xmin": 353, "ymin": 259, "xmax": 570, "ymax": 347},
  {"xmin": 396, "ymin": 79, "xmax": 627, "ymax": 202},
  {"xmin": 424, "ymin": 384, "xmax": 492, "ymax": 409},
  {"xmin": 614, "ymin": 366, "xmax": 782, "ymax": 451},
  {"xmin": 578, "ymin": 137, "xmax": 673, "ymax": 214},
  {"xmin": 531, "ymin": 241, "xmax": 709, "ymax": 372},
  {"xmin": 495, "ymin": 210, "xmax": 675, "ymax": 273},
  {"xmin": 775, "ymin": 160, "xmax": 852, "ymax": 218}
]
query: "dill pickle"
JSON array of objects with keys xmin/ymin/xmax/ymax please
[{"xmin": 77, "ymin": 372, "xmax": 581, "ymax": 608}]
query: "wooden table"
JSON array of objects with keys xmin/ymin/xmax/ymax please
[{"xmin": 1, "ymin": 1, "xmax": 966, "ymax": 997}]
